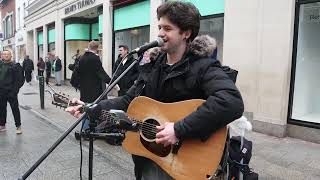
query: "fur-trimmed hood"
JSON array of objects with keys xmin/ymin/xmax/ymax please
[
  {"xmin": 188, "ymin": 35, "xmax": 217, "ymax": 58},
  {"xmin": 147, "ymin": 35, "xmax": 217, "ymax": 63}
]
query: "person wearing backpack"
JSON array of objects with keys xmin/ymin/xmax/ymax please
[
  {"xmin": 0, "ymin": 50, "xmax": 25, "ymax": 134},
  {"xmin": 69, "ymin": 50, "xmax": 82, "ymax": 90},
  {"xmin": 78, "ymin": 41, "xmax": 111, "ymax": 103}
]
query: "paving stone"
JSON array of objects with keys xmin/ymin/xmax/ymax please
[
  {"xmin": 10, "ymin": 81, "xmax": 320, "ymax": 180},
  {"xmin": 93, "ymin": 171, "xmax": 133, "ymax": 180}
]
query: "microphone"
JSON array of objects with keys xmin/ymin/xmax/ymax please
[{"xmin": 129, "ymin": 37, "xmax": 164, "ymax": 55}]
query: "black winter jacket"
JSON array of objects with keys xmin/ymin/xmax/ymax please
[
  {"xmin": 98, "ymin": 39, "xmax": 244, "ymax": 140},
  {"xmin": 112, "ymin": 55, "xmax": 139, "ymax": 96},
  {"xmin": 0, "ymin": 61, "xmax": 25, "ymax": 96},
  {"xmin": 22, "ymin": 58, "xmax": 34, "ymax": 72},
  {"xmin": 79, "ymin": 51, "xmax": 111, "ymax": 103}
]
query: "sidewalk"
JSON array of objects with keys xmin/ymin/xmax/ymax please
[
  {"xmin": 18, "ymin": 81, "xmax": 135, "ymax": 179},
  {"xmin": 19, "ymin": 81, "xmax": 320, "ymax": 180}
]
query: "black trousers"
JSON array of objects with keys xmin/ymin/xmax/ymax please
[
  {"xmin": 38, "ymin": 70, "xmax": 44, "ymax": 76},
  {"xmin": 132, "ymin": 155, "xmax": 173, "ymax": 180},
  {"xmin": 25, "ymin": 70, "xmax": 32, "ymax": 83},
  {"xmin": 45, "ymin": 71, "xmax": 51, "ymax": 84},
  {"xmin": 0, "ymin": 94, "xmax": 21, "ymax": 127}
]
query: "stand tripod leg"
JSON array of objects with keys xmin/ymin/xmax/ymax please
[
  {"xmin": 88, "ymin": 118, "xmax": 95, "ymax": 180},
  {"xmin": 18, "ymin": 115, "xmax": 84, "ymax": 180}
]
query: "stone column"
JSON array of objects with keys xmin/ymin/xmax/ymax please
[
  {"xmin": 149, "ymin": 0, "xmax": 163, "ymax": 40},
  {"xmin": 102, "ymin": 1, "xmax": 113, "ymax": 75},
  {"xmin": 33, "ymin": 29, "xmax": 38, "ymax": 71},
  {"xmin": 43, "ymin": 25, "xmax": 48, "ymax": 59}
]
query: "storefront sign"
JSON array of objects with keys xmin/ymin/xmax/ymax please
[
  {"xmin": 65, "ymin": 0, "xmax": 96, "ymax": 15},
  {"xmin": 303, "ymin": 7, "xmax": 320, "ymax": 23}
]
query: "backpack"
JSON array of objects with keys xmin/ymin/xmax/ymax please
[
  {"xmin": 70, "ymin": 60, "xmax": 80, "ymax": 90},
  {"xmin": 226, "ymin": 136, "xmax": 259, "ymax": 180}
]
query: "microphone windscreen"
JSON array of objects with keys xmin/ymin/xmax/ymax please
[{"xmin": 156, "ymin": 37, "xmax": 164, "ymax": 47}]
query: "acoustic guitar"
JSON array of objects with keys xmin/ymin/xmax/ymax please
[{"xmin": 50, "ymin": 93, "xmax": 227, "ymax": 180}]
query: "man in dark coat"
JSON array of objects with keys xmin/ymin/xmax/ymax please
[
  {"xmin": 78, "ymin": 41, "xmax": 111, "ymax": 103},
  {"xmin": 45, "ymin": 57, "xmax": 52, "ymax": 85},
  {"xmin": 0, "ymin": 50, "xmax": 25, "ymax": 134},
  {"xmin": 66, "ymin": 2, "xmax": 244, "ymax": 179},
  {"xmin": 113, "ymin": 45, "xmax": 139, "ymax": 96},
  {"xmin": 22, "ymin": 55, "xmax": 34, "ymax": 84}
]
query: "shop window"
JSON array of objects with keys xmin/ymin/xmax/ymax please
[
  {"xmin": 17, "ymin": 45, "xmax": 26, "ymax": 63},
  {"xmin": 114, "ymin": 26, "xmax": 150, "ymax": 61},
  {"xmin": 291, "ymin": 2, "xmax": 320, "ymax": 124},
  {"xmin": 199, "ymin": 16, "xmax": 224, "ymax": 61},
  {"xmin": 38, "ymin": 45, "xmax": 44, "ymax": 60},
  {"xmin": 65, "ymin": 41, "xmax": 88, "ymax": 79}
]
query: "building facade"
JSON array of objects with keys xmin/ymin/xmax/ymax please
[
  {"xmin": 1, "ymin": 0, "xmax": 16, "ymax": 60},
  {"xmin": 23, "ymin": 0, "xmax": 320, "ymax": 143},
  {"xmin": 15, "ymin": 0, "xmax": 28, "ymax": 63}
]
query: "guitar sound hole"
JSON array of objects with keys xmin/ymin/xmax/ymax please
[{"xmin": 141, "ymin": 119, "xmax": 160, "ymax": 140}]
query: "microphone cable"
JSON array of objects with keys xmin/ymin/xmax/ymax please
[{"xmin": 79, "ymin": 115, "xmax": 86, "ymax": 180}]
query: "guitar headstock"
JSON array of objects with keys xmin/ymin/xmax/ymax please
[{"xmin": 52, "ymin": 93, "xmax": 71, "ymax": 109}]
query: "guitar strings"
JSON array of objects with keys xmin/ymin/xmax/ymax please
[
  {"xmin": 97, "ymin": 110, "xmax": 165, "ymax": 135},
  {"xmin": 57, "ymin": 99, "xmax": 164, "ymax": 136}
]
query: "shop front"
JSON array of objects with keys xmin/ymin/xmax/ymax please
[
  {"xmin": 289, "ymin": 0, "xmax": 320, "ymax": 129},
  {"xmin": 64, "ymin": 17, "xmax": 100, "ymax": 79},
  {"xmin": 15, "ymin": 33, "xmax": 26, "ymax": 63},
  {"xmin": 193, "ymin": 0, "xmax": 225, "ymax": 61},
  {"xmin": 113, "ymin": 0, "xmax": 150, "ymax": 63},
  {"xmin": 37, "ymin": 31, "xmax": 44, "ymax": 61}
]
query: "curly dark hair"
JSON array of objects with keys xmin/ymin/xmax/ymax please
[{"xmin": 157, "ymin": 1, "xmax": 200, "ymax": 42}]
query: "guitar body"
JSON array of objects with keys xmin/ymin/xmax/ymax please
[{"xmin": 123, "ymin": 96, "xmax": 227, "ymax": 180}]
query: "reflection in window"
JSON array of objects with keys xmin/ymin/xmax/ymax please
[
  {"xmin": 199, "ymin": 16, "xmax": 224, "ymax": 61},
  {"xmin": 114, "ymin": 26, "xmax": 150, "ymax": 61},
  {"xmin": 65, "ymin": 41, "xmax": 89, "ymax": 79},
  {"xmin": 292, "ymin": 2, "xmax": 320, "ymax": 124}
]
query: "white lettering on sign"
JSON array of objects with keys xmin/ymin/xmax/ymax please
[{"xmin": 65, "ymin": 0, "xmax": 96, "ymax": 15}]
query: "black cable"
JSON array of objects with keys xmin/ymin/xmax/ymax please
[{"xmin": 79, "ymin": 116, "xmax": 86, "ymax": 180}]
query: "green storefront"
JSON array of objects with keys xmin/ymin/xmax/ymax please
[{"xmin": 64, "ymin": 19, "xmax": 100, "ymax": 79}]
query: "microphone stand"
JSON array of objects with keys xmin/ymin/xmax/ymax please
[{"xmin": 18, "ymin": 54, "xmax": 141, "ymax": 180}]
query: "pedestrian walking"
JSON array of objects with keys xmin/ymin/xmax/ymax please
[
  {"xmin": 53, "ymin": 56, "xmax": 62, "ymax": 86},
  {"xmin": 37, "ymin": 57, "xmax": 45, "ymax": 76},
  {"xmin": 22, "ymin": 55, "xmax": 34, "ymax": 85},
  {"xmin": 78, "ymin": 41, "xmax": 111, "ymax": 103},
  {"xmin": 45, "ymin": 57, "xmax": 52, "ymax": 85},
  {"xmin": 0, "ymin": 50, "xmax": 25, "ymax": 134}
]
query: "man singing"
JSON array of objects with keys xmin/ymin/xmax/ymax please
[{"xmin": 67, "ymin": 1, "xmax": 244, "ymax": 179}]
